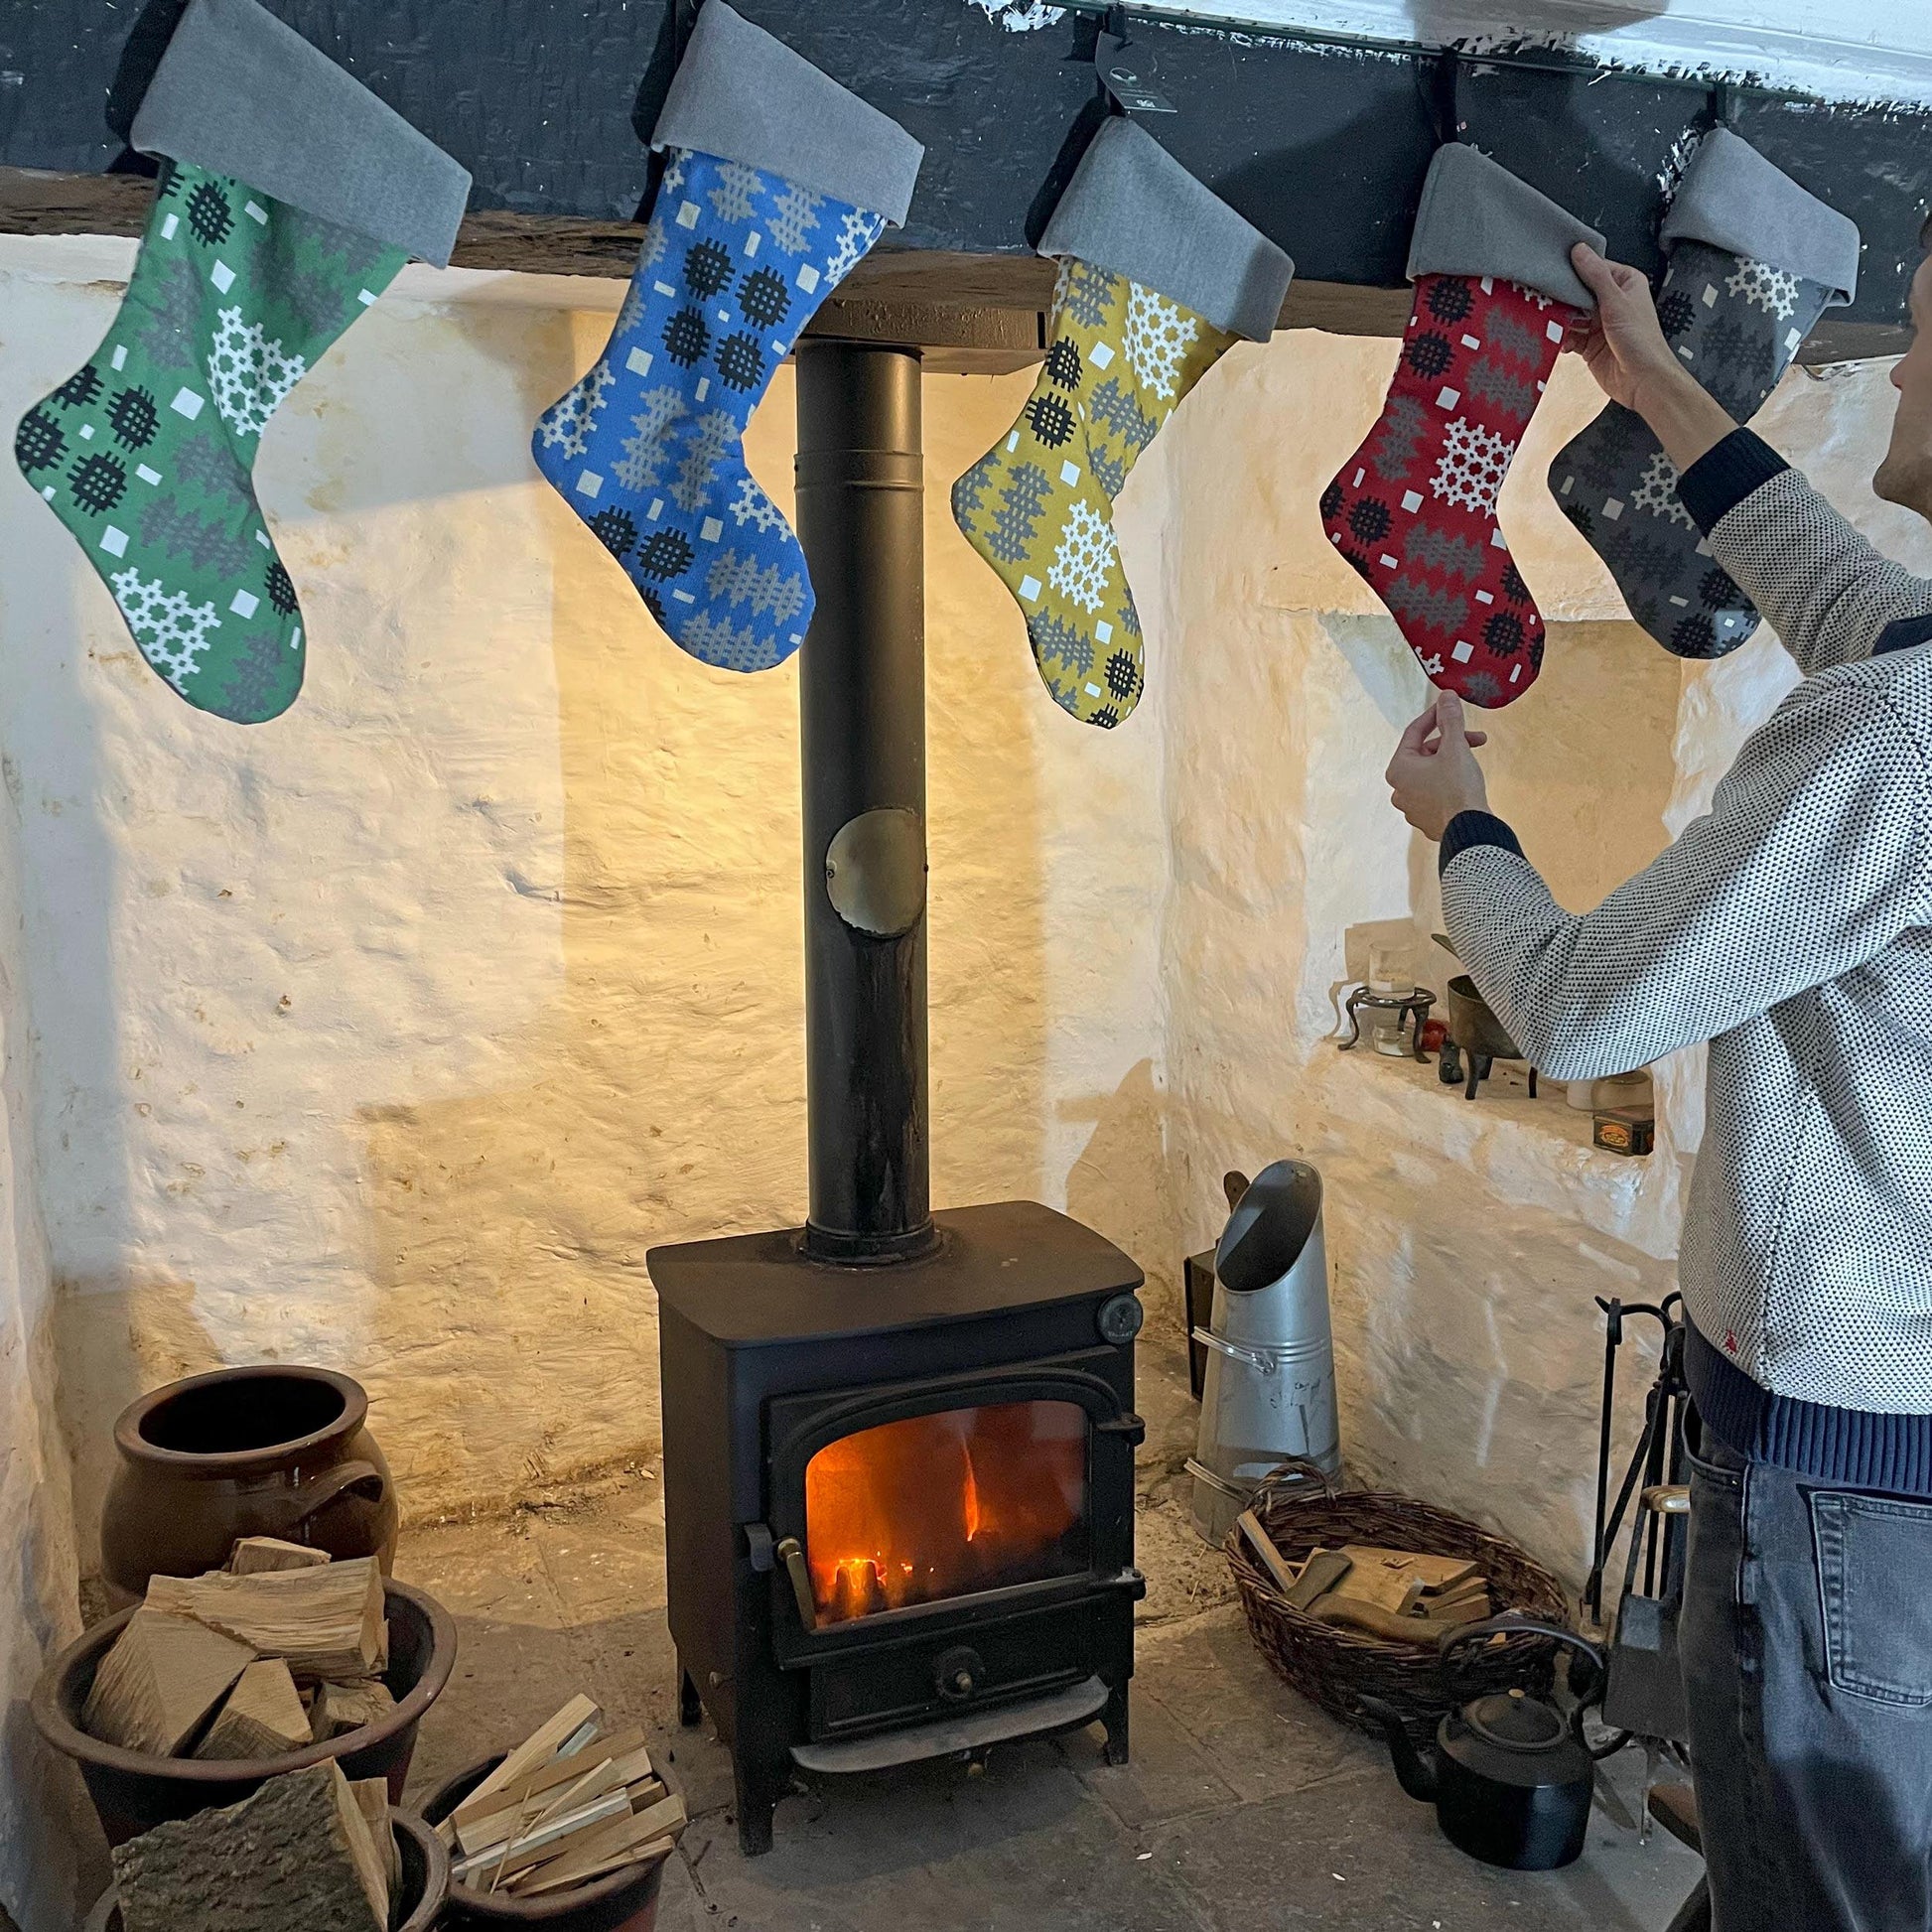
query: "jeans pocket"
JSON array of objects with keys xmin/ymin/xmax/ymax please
[{"xmin": 1809, "ymin": 1490, "xmax": 1932, "ymax": 1707}]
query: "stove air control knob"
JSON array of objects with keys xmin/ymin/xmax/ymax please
[
  {"xmin": 1097, "ymin": 1292, "xmax": 1144, "ymax": 1345},
  {"xmin": 935, "ymin": 1645, "xmax": 984, "ymax": 1703}
]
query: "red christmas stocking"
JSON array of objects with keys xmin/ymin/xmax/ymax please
[{"xmin": 1323, "ymin": 271, "xmax": 1580, "ymax": 708}]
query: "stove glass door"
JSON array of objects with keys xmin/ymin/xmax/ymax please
[{"xmin": 802, "ymin": 1399, "xmax": 1090, "ymax": 1623}]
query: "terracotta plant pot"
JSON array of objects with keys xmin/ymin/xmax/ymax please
[
  {"xmin": 421, "ymin": 1756, "xmax": 667, "ymax": 1931},
  {"xmin": 35, "ymin": 1580, "xmax": 456, "ymax": 1849},
  {"xmin": 83, "ymin": 1804, "xmax": 451, "ymax": 1931},
  {"xmin": 99, "ymin": 1364, "xmax": 400, "ymax": 1605}
]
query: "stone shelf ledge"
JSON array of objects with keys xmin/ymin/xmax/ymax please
[{"xmin": 1311, "ymin": 1045, "xmax": 1679, "ymax": 1261}]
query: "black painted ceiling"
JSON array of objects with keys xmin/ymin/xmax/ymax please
[{"xmin": 5, "ymin": 0, "xmax": 1929, "ymax": 329}]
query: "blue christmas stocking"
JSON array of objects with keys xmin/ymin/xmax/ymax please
[{"xmin": 532, "ymin": 3, "xmax": 922, "ymax": 672}]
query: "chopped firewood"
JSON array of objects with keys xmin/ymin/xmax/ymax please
[
  {"xmin": 504, "ymin": 1795, "xmax": 685, "ymax": 1899},
  {"xmin": 1284, "ymin": 1548, "xmax": 1353, "ymax": 1611},
  {"xmin": 228, "ymin": 1536, "xmax": 332, "ymax": 1576},
  {"xmin": 1235, "ymin": 1512, "xmax": 1302, "ymax": 1597},
  {"xmin": 1328, "ymin": 1548, "xmax": 1430, "ymax": 1613},
  {"xmin": 110, "ymin": 1761, "xmax": 386, "ymax": 1932},
  {"xmin": 452, "ymin": 1695, "xmax": 602, "ymax": 1826},
  {"xmin": 147, "ymin": 1558, "xmax": 384, "ymax": 1681},
  {"xmin": 1340, "ymin": 1547, "xmax": 1479, "ymax": 1592},
  {"xmin": 350, "ymin": 1778, "xmax": 400, "ymax": 1906},
  {"xmin": 457, "ymin": 1739, "xmax": 653, "ymax": 1858},
  {"xmin": 1420, "ymin": 1580, "xmax": 1492, "ymax": 1621},
  {"xmin": 193, "ymin": 1658, "xmax": 313, "ymax": 1760},
  {"xmin": 310, "ymin": 1678, "xmax": 398, "ymax": 1742},
  {"xmin": 82, "ymin": 1609, "xmax": 255, "ymax": 1755},
  {"xmin": 454, "ymin": 1792, "xmax": 634, "ymax": 1887},
  {"xmin": 516, "ymin": 1834, "xmax": 677, "ymax": 1898},
  {"xmin": 1311, "ymin": 1596, "xmax": 1444, "ymax": 1643}
]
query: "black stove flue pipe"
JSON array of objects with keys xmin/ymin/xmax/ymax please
[{"xmin": 793, "ymin": 341, "xmax": 935, "ymax": 1262}]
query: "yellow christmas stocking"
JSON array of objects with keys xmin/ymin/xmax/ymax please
[{"xmin": 950, "ymin": 119, "xmax": 1292, "ymax": 728}]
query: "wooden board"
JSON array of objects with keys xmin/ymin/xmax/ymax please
[{"xmin": 81, "ymin": 1609, "xmax": 255, "ymax": 1756}]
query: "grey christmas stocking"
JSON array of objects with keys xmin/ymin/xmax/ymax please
[{"xmin": 1549, "ymin": 128, "xmax": 1859, "ymax": 658}]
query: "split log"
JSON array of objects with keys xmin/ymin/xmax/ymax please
[
  {"xmin": 310, "ymin": 1678, "xmax": 398, "ymax": 1742},
  {"xmin": 110, "ymin": 1760, "xmax": 387, "ymax": 1932},
  {"xmin": 229, "ymin": 1536, "xmax": 333, "ymax": 1576},
  {"xmin": 193, "ymin": 1658, "xmax": 313, "ymax": 1760},
  {"xmin": 147, "ymin": 1557, "xmax": 385, "ymax": 1681},
  {"xmin": 81, "ymin": 1609, "xmax": 255, "ymax": 1755},
  {"xmin": 350, "ymin": 1777, "xmax": 399, "ymax": 1908}
]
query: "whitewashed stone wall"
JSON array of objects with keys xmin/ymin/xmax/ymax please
[
  {"xmin": 0, "ymin": 231, "xmax": 1924, "ymax": 1928},
  {"xmin": 0, "ymin": 745, "xmax": 91, "ymax": 1927}
]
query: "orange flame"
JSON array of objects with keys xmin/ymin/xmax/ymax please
[{"xmin": 802, "ymin": 1400, "xmax": 1087, "ymax": 1623}]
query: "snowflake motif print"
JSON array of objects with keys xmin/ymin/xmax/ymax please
[
  {"xmin": 1725, "ymin": 257, "xmax": 1800, "ymax": 320},
  {"xmin": 1322, "ymin": 272, "xmax": 1579, "ymax": 708},
  {"xmin": 207, "ymin": 307, "xmax": 307, "ymax": 440},
  {"xmin": 529, "ymin": 145, "xmax": 892, "ymax": 673},
  {"xmin": 1047, "ymin": 497, "xmax": 1116, "ymax": 612},
  {"xmin": 730, "ymin": 474, "xmax": 785, "ymax": 533},
  {"xmin": 1432, "ymin": 418, "xmax": 1515, "ymax": 517},
  {"xmin": 1632, "ymin": 447, "xmax": 1696, "ymax": 529},
  {"xmin": 822, "ymin": 209, "xmax": 887, "ymax": 287},
  {"xmin": 111, "ymin": 566, "xmax": 222, "ymax": 687},
  {"xmin": 536, "ymin": 362, "xmax": 614, "ymax": 461},
  {"xmin": 1123, "ymin": 282, "xmax": 1198, "ymax": 402}
]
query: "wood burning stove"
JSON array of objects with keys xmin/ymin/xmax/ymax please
[{"xmin": 647, "ymin": 341, "xmax": 1146, "ymax": 1855}]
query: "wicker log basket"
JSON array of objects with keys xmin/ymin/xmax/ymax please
[{"xmin": 1225, "ymin": 1459, "xmax": 1572, "ymax": 1740}]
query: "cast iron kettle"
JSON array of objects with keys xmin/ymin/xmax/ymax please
[{"xmin": 1359, "ymin": 1617, "xmax": 1605, "ymax": 1871}]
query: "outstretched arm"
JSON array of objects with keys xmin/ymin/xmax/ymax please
[
  {"xmin": 1387, "ymin": 691, "xmax": 1929, "ymax": 1080},
  {"xmin": 1568, "ymin": 245, "xmax": 1932, "ymax": 674}
]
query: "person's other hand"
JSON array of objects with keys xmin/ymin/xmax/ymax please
[
  {"xmin": 1386, "ymin": 693, "xmax": 1489, "ymax": 842},
  {"xmin": 1566, "ymin": 244, "xmax": 1684, "ymax": 415}
]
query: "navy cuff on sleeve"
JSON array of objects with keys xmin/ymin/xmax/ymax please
[
  {"xmin": 1678, "ymin": 428, "xmax": 1791, "ymax": 536},
  {"xmin": 1440, "ymin": 810, "xmax": 1524, "ymax": 874}
]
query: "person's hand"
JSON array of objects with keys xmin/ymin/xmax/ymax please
[
  {"xmin": 1386, "ymin": 693, "xmax": 1489, "ymax": 842},
  {"xmin": 1566, "ymin": 243, "xmax": 1736, "ymax": 478},
  {"xmin": 1566, "ymin": 244, "xmax": 1685, "ymax": 414}
]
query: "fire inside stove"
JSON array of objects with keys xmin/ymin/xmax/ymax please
[{"xmin": 803, "ymin": 1399, "xmax": 1090, "ymax": 1623}]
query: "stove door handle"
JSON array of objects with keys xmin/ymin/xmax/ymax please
[{"xmin": 774, "ymin": 1536, "xmax": 818, "ymax": 1631}]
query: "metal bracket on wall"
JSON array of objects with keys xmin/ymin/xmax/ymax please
[{"xmin": 1097, "ymin": 7, "xmax": 1176, "ymax": 116}]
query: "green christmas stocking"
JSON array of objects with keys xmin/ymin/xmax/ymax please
[
  {"xmin": 11, "ymin": 0, "xmax": 469, "ymax": 722},
  {"xmin": 952, "ymin": 119, "xmax": 1292, "ymax": 728}
]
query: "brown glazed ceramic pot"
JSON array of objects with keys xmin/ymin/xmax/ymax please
[{"xmin": 99, "ymin": 1364, "xmax": 399, "ymax": 1604}]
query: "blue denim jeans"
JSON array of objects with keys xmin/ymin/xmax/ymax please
[{"xmin": 1682, "ymin": 1437, "xmax": 1932, "ymax": 1930}]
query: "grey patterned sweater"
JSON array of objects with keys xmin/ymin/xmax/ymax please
[{"xmin": 1441, "ymin": 429, "xmax": 1932, "ymax": 1485}]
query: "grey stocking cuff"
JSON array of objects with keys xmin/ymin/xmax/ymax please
[
  {"xmin": 1036, "ymin": 117, "xmax": 1294, "ymax": 341},
  {"xmin": 1660, "ymin": 127, "xmax": 1860, "ymax": 308},
  {"xmin": 1406, "ymin": 143, "xmax": 1605, "ymax": 311},
  {"xmin": 129, "ymin": 0, "xmax": 472, "ymax": 266},
  {"xmin": 652, "ymin": 1, "xmax": 923, "ymax": 224}
]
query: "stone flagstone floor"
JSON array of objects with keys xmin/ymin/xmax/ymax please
[{"xmin": 394, "ymin": 1346, "xmax": 1703, "ymax": 1931}]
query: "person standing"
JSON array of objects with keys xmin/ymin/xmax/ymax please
[{"xmin": 1385, "ymin": 238, "xmax": 1932, "ymax": 1931}]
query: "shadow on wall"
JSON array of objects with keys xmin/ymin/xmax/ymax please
[
  {"xmin": 1061, "ymin": 1057, "xmax": 1177, "ymax": 1335},
  {"xmin": 54, "ymin": 1275, "xmax": 220, "ymax": 1558}
]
